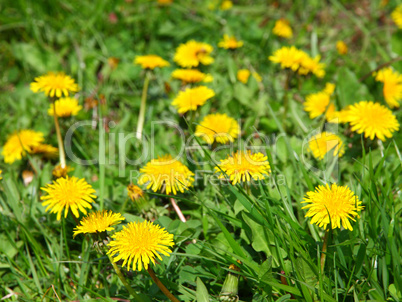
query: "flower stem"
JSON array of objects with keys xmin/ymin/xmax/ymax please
[
  {"xmin": 147, "ymin": 267, "xmax": 180, "ymax": 302},
  {"xmin": 53, "ymin": 100, "xmax": 66, "ymax": 169},
  {"xmin": 107, "ymin": 253, "xmax": 145, "ymax": 302},
  {"xmin": 136, "ymin": 71, "xmax": 151, "ymax": 140},
  {"xmin": 170, "ymin": 197, "xmax": 186, "ymax": 222},
  {"xmin": 320, "ymin": 229, "xmax": 331, "ymax": 274}
]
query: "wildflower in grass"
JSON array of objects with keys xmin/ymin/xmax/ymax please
[
  {"xmin": 374, "ymin": 67, "xmax": 402, "ymax": 108},
  {"xmin": 195, "ymin": 113, "xmax": 240, "ymax": 144},
  {"xmin": 252, "ymin": 71, "xmax": 262, "ymax": 82},
  {"xmin": 336, "ymin": 40, "xmax": 348, "ymax": 55},
  {"xmin": 107, "ymin": 57, "xmax": 120, "ymax": 69},
  {"xmin": 52, "ymin": 164, "xmax": 74, "ymax": 178},
  {"xmin": 0, "ymin": 170, "xmax": 2, "ymax": 180},
  {"xmin": 391, "ymin": 4, "xmax": 402, "ymax": 29},
  {"xmin": 220, "ymin": 0, "xmax": 233, "ymax": 10},
  {"xmin": 171, "ymin": 69, "xmax": 212, "ymax": 84},
  {"xmin": 237, "ymin": 69, "xmax": 250, "ymax": 84},
  {"xmin": 302, "ymin": 184, "xmax": 363, "ymax": 230},
  {"xmin": 298, "ymin": 54, "xmax": 325, "ymax": 78},
  {"xmin": 304, "ymin": 84, "xmax": 336, "ymax": 121},
  {"xmin": 138, "ymin": 155, "xmax": 194, "ymax": 195},
  {"xmin": 73, "ymin": 210, "xmax": 125, "ymax": 237},
  {"xmin": 127, "ymin": 184, "xmax": 144, "ymax": 202},
  {"xmin": 134, "ymin": 55, "xmax": 170, "ymax": 70},
  {"xmin": 108, "ymin": 220, "xmax": 174, "ymax": 271},
  {"xmin": 174, "ymin": 40, "xmax": 214, "ymax": 68},
  {"xmin": 215, "ymin": 151, "xmax": 271, "ymax": 185},
  {"xmin": 41, "ymin": 176, "xmax": 96, "ymax": 220},
  {"xmin": 48, "ymin": 97, "xmax": 82, "ymax": 117},
  {"xmin": 31, "ymin": 144, "xmax": 58, "ymax": 158},
  {"xmin": 342, "ymin": 101, "xmax": 399, "ymax": 141},
  {"xmin": 30, "ymin": 72, "xmax": 79, "ymax": 98},
  {"xmin": 2, "ymin": 130, "xmax": 44, "ymax": 164},
  {"xmin": 218, "ymin": 34, "xmax": 243, "ymax": 49},
  {"xmin": 308, "ymin": 132, "xmax": 345, "ymax": 160},
  {"xmin": 171, "ymin": 86, "xmax": 215, "ymax": 114},
  {"xmin": 272, "ymin": 19, "xmax": 293, "ymax": 39}
]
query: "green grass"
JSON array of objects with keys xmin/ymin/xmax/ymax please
[{"xmin": 0, "ymin": 0, "xmax": 401, "ymax": 301}]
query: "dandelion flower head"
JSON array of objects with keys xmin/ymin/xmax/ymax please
[
  {"xmin": 218, "ymin": 34, "xmax": 244, "ymax": 49},
  {"xmin": 134, "ymin": 55, "xmax": 170, "ymax": 70},
  {"xmin": 374, "ymin": 67, "xmax": 402, "ymax": 108},
  {"xmin": 171, "ymin": 86, "xmax": 215, "ymax": 114},
  {"xmin": 237, "ymin": 69, "xmax": 250, "ymax": 84},
  {"xmin": 127, "ymin": 184, "xmax": 144, "ymax": 202},
  {"xmin": 2, "ymin": 130, "xmax": 44, "ymax": 164},
  {"xmin": 308, "ymin": 132, "xmax": 345, "ymax": 160},
  {"xmin": 48, "ymin": 97, "xmax": 82, "ymax": 117},
  {"xmin": 272, "ymin": 19, "xmax": 293, "ymax": 39},
  {"xmin": 304, "ymin": 83, "xmax": 336, "ymax": 121},
  {"xmin": 108, "ymin": 221, "xmax": 174, "ymax": 271},
  {"xmin": 171, "ymin": 69, "xmax": 212, "ymax": 83},
  {"xmin": 73, "ymin": 210, "xmax": 125, "ymax": 237},
  {"xmin": 195, "ymin": 113, "xmax": 240, "ymax": 144},
  {"xmin": 391, "ymin": 4, "xmax": 402, "ymax": 29},
  {"xmin": 336, "ymin": 40, "xmax": 348, "ymax": 55},
  {"xmin": 215, "ymin": 151, "xmax": 271, "ymax": 185},
  {"xmin": 302, "ymin": 184, "xmax": 363, "ymax": 231},
  {"xmin": 30, "ymin": 72, "xmax": 79, "ymax": 98},
  {"xmin": 174, "ymin": 40, "xmax": 214, "ymax": 68},
  {"xmin": 138, "ymin": 155, "xmax": 194, "ymax": 195},
  {"xmin": 41, "ymin": 176, "xmax": 97, "ymax": 220}
]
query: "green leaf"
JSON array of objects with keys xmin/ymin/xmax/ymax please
[
  {"xmin": 196, "ymin": 277, "xmax": 210, "ymax": 302},
  {"xmin": 391, "ymin": 31, "xmax": 402, "ymax": 56},
  {"xmin": 337, "ymin": 67, "xmax": 372, "ymax": 107}
]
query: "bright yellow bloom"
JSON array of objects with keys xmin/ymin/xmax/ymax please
[
  {"xmin": 41, "ymin": 176, "xmax": 96, "ymax": 220},
  {"xmin": 134, "ymin": 55, "xmax": 169, "ymax": 70},
  {"xmin": 272, "ymin": 19, "xmax": 293, "ymax": 39},
  {"xmin": 220, "ymin": 0, "xmax": 233, "ymax": 10},
  {"xmin": 342, "ymin": 101, "xmax": 399, "ymax": 141},
  {"xmin": 0, "ymin": 170, "xmax": 2, "ymax": 181},
  {"xmin": 108, "ymin": 221, "xmax": 174, "ymax": 271},
  {"xmin": 391, "ymin": 4, "xmax": 402, "ymax": 29},
  {"xmin": 308, "ymin": 132, "xmax": 345, "ymax": 160},
  {"xmin": 30, "ymin": 72, "xmax": 79, "ymax": 98},
  {"xmin": 48, "ymin": 97, "xmax": 82, "ymax": 117},
  {"xmin": 237, "ymin": 69, "xmax": 250, "ymax": 84},
  {"xmin": 195, "ymin": 113, "xmax": 240, "ymax": 144},
  {"xmin": 269, "ymin": 46, "xmax": 325, "ymax": 78},
  {"xmin": 215, "ymin": 151, "xmax": 271, "ymax": 185},
  {"xmin": 171, "ymin": 86, "xmax": 215, "ymax": 114},
  {"xmin": 174, "ymin": 40, "xmax": 214, "ymax": 68},
  {"xmin": 73, "ymin": 210, "xmax": 125, "ymax": 237},
  {"xmin": 218, "ymin": 34, "xmax": 243, "ymax": 49},
  {"xmin": 31, "ymin": 144, "xmax": 58, "ymax": 158},
  {"xmin": 2, "ymin": 130, "xmax": 44, "ymax": 164},
  {"xmin": 302, "ymin": 184, "xmax": 363, "ymax": 231},
  {"xmin": 374, "ymin": 67, "xmax": 402, "ymax": 108},
  {"xmin": 127, "ymin": 184, "xmax": 144, "ymax": 202},
  {"xmin": 304, "ymin": 86, "xmax": 336, "ymax": 121},
  {"xmin": 252, "ymin": 72, "xmax": 262, "ymax": 82},
  {"xmin": 171, "ymin": 69, "xmax": 212, "ymax": 83},
  {"xmin": 336, "ymin": 40, "xmax": 348, "ymax": 55},
  {"xmin": 138, "ymin": 155, "xmax": 194, "ymax": 195},
  {"xmin": 157, "ymin": 0, "xmax": 173, "ymax": 5}
]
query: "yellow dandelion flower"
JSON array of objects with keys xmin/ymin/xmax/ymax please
[
  {"xmin": 302, "ymin": 184, "xmax": 363, "ymax": 231},
  {"xmin": 48, "ymin": 97, "xmax": 83, "ymax": 117},
  {"xmin": 237, "ymin": 69, "xmax": 250, "ymax": 84},
  {"xmin": 203, "ymin": 74, "xmax": 214, "ymax": 83},
  {"xmin": 252, "ymin": 71, "xmax": 262, "ymax": 82},
  {"xmin": 304, "ymin": 92, "xmax": 336, "ymax": 120},
  {"xmin": 2, "ymin": 130, "xmax": 44, "ymax": 164},
  {"xmin": 272, "ymin": 19, "xmax": 293, "ymax": 39},
  {"xmin": 308, "ymin": 132, "xmax": 345, "ymax": 160},
  {"xmin": 171, "ymin": 69, "xmax": 212, "ymax": 84},
  {"xmin": 374, "ymin": 67, "xmax": 402, "ymax": 108},
  {"xmin": 52, "ymin": 164, "xmax": 74, "ymax": 179},
  {"xmin": 218, "ymin": 34, "xmax": 244, "ymax": 49},
  {"xmin": 134, "ymin": 55, "xmax": 170, "ymax": 70},
  {"xmin": 195, "ymin": 113, "xmax": 240, "ymax": 144},
  {"xmin": 269, "ymin": 46, "xmax": 304, "ymax": 71},
  {"xmin": 41, "ymin": 176, "xmax": 97, "ymax": 220},
  {"xmin": 30, "ymin": 72, "xmax": 79, "ymax": 98},
  {"xmin": 108, "ymin": 221, "xmax": 174, "ymax": 271},
  {"xmin": 31, "ymin": 144, "xmax": 58, "ymax": 158},
  {"xmin": 174, "ymin": 40, "xmax": 214, "ymax": 68},
  {"xmin": 138, "ymin": 155, "xmax": 194, "ymax": 195},
  {"xmin": 215, "ymin": 151, "xmax": 271, "ymax": 185},
  {"xmin": 127, "ymin": 184, "xmax": 144, "ymax": 202},
  {"xmin": 73, "ymin": 210, "xmax": 125, "ymax": 238},
  {"xmin": 171, "ymin": 86, "xmax": 215, "ymax": 114},
  {"xmin": 336, "ymin": 40, "xmax": 348, "ymax": 55},
  {"xmin": 0, "ymin": 170, "xmax": 2, "ymax": 180},
  {"xmin": 220, "ymin": 0, "xmax": 233, "ymax": 10},
  {"xmin": 323, "ymin": 83, "xmax": 336, "ymax": 95},
  {"xmin": 342, "ymin": 101, "xmax": 399, "ymax": 141},
  {"xmin": 298, "ymin": 54, "xmax": 326, "ymax": 78},
  {"xmin": 391, "ymin": 5, "xmax": 402, "ymax": 29}
]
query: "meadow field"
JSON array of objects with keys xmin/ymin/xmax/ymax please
[{"xmin": 0, "ymin": 0, "xmax": 401, "ymax": 301}]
